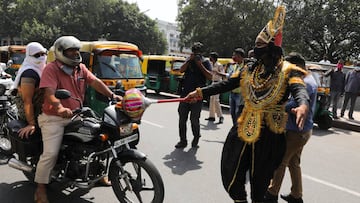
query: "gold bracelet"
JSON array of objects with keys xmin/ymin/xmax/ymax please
[{"xmin": 196, "ymin": 87, "xmax": 203, "ymax": 98}]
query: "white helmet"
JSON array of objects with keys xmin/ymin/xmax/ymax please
[{"xmin": 54, "ymin": 36, "xmax": 82, "ymax": 66}]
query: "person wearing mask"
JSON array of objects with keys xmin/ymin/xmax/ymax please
[
  {"xmin": 34, "ymin": 36, "xmax": 122, "ymax": 203},
  {"xmin": 340, "ymin": 61, "xmax": 360, "ymax": 120},
  {"xmin": 265, "ymin": 52, "xmax": 317, "ymax": 203},
  {"xmin": 175, "ymin": 42, "xmax": 212, "ymax": 148},
  {"xmin": 12, "ymin": 42, "xmax": 47, "ymax": 138},
  {"xmin": 205, "ymin": 52, "xmax": 224, "ymax": 123},
  {"xmin": 323, "ymin": 59, "xmax": 345, "ymax": 119},
  {"xmin": 185, "ymin": 6, "xmax": 309, "ymax": 202},
  {"xmin": 229, "ymin": 48, "xmax": 246, "ymax": 126}
]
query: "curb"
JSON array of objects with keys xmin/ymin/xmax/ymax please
[{"xmin": 332, "ymin": 120, "xmax": 360, "ymax": 132}]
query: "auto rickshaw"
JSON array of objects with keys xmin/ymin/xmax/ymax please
[
  {"xmin": 307, "ymin": 63, "xmax": 333, "ymax": 130},
  {"xmin": 48, "ymin": 41, "xmax": 146, "ymax": 115},
  {"xmin": 0, "ymin": 45, "xmax": 26, "ymax": 78},
  {"xmin": 141, "ymin": 55, "xmax": 185, "ymax": 94}
]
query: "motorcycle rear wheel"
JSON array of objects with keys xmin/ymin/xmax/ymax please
[{"xmin": 109, "ymin": 158, "xmax": 164, "ymax": 203}]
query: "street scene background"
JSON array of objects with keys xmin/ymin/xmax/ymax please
[{"xmin": 1, "ymin": 92, "xmax": 359, "ymax": 203}]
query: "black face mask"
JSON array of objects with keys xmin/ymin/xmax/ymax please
[{"xmin": 253, "ymin": 46, "xmax": 269, "ymax": 60}]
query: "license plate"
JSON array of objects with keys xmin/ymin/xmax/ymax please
[{"xmin": 114, "ymin": 133, "xmax": 139, "ymax": 147}]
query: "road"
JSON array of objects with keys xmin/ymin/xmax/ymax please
[{"xmin": 1, "ymin": 92, "xmax": 360, "ymax": 203}]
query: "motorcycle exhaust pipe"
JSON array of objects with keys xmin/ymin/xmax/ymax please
[{"xmin": 8, "ymin": 158, "xmax": 33, "ymax": 173}]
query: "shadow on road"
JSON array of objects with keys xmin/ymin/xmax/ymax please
[
  {"xmin": 312, "ymin": 126, "xmax": 353, "ymax": 137},
  {"xmin": 162, "ymin": 148, "xmax": 203, "ymax": 175},
  {"xmin": 0, "ymin": 180, "xmax": 100, "ymax": 203}
]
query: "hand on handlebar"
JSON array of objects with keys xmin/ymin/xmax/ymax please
[
  {"xmin": 113, "ymin": 94, "xmax": 123, "ymax": 101},
  {"xmin": 57, "ymin": 107, "xmax": 73, "ymax": 118}
]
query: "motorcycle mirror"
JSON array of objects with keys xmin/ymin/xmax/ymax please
[
  {"xmin": 55, "ymin": 89, "xmax": 71, "ymax": 99},
  {"xmin": 6, "ymin": 60, "xmax": 13, "ymax": 68},
  {"xmin": 55, "ymin": 89, "xmax": 83, "ymax": 109}
]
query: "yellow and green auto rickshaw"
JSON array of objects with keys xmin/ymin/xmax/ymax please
[
  {"xmin": 81, "ymin": 41, "xmax": 146, "ymax": 114},
  {"xmin": 48, "ymin": 41, "xmax": 146, "ymax": 114},
  {"xmin": 141, "ymin": 55, "xmax": 185, "ymax": 94},
  {"xmin": 0, "ymin": 45, "xmax": 26, "ymax": 78}
]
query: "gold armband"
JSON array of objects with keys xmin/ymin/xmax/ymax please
[{"xmin": 196, "ymin": 87, "xmax": 203, "ymax": 98}]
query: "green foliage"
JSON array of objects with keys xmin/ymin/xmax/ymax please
[
  {"xmin": 0, "ymin": 0, "xmax": 166, "ymax": 54},
  {"xmin": 178, "ymin": 0, "xmax": 274, "ymax": 57},
  {"xmin": 178, "ymin": 0, "xmax": 359, "ymax": 61},
  {"xmin": 283, "ymin": 0, "xmax": 360, "ymax": 62}
]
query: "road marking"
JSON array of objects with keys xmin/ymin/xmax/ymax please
[
  {"xmin": 303, "ymin": 174, "xmax": 360, "ymax": 197},
  {"xmin": 142, "ymin": 120, "xmax": 164, "ymax": 128}
]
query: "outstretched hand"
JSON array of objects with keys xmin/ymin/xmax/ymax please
[{"xmin": 291, "ymin": 104, "xmax": 308, "ymax": 130}]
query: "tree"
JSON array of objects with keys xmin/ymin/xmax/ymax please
[
  {"xmin": 283, "ymin": 0, "xmax": 360, "ymax": 62},
  {"xmin": 177, "ymin": 0, "xmax": 274, "ymax": 57},
  {"xmin": 0, "ymin": 0, "xmax": 21, "ymax": 44},
  {"xmin": 178, "ymin": 0, "xmax": 359, "ymax": 61},
  {"xmin": 1, "ymin": 0, "xmax": 166, "ymax": 53}
]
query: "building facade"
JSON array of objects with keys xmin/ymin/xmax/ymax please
[{"xmin": 156, "ymin": 19, "xmax": 191, "ymax": 57}]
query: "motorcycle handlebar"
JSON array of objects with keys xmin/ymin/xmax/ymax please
[{"xmin": 72, "ymin": 109, "xmax": 82, "ymax": 114}]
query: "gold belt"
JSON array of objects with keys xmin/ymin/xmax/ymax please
[{"xmin": 237, "ymin": 105, "xmax": 287, "ymax": 143}]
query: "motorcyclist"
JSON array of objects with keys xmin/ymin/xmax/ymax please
[{"xmin": 34, "ymin": 36, "xmax": 122, "ymax": 203}]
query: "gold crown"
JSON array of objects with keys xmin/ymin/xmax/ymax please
[{"xmin": 256, "ymin": 6, "xmax": 286, "ymax": 45}]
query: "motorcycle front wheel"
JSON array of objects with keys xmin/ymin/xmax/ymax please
[{"xmin": 109, "ymin": 158, "xmax": 164, "ymax": 203}]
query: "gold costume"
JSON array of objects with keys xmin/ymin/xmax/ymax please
[{"xmin": 238, "ymin": 61, "xmax": 307, "ymax": 143}]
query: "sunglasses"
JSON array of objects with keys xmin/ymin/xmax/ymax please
[{"xmin": 31, "ymin": 52, "xmax": 47, "ymax": 58}]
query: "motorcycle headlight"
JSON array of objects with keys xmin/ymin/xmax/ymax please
[{"xmin": 119, "ymin": 123, "xmax": 133, "ymax": 136}]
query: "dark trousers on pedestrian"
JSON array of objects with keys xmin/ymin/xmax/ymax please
[
  {"xmin": 341, "ymin": 92, "xmax": 358, "ymax": 118},
  {"xmin": 221, "ymin": 126, "xmax": 286, "ymax": 202},
  {"xmin": 178, "ymin": 101, "xmax": 202, "ymax": 142},
  {"xmin": 329, "ymin": 91, "xmax": 342, "ymax": 117}
]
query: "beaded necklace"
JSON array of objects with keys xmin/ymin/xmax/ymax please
[{"xmin": 249, "ymin": 65, "xmax": 273, "ymax": 91}]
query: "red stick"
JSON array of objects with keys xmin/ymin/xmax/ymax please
[{"xmin": 156, "ymin": 98, "xmax": 187, "ymax": 103}]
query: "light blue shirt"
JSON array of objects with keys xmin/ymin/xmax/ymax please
[{"xmin": 286, "ymin": 74, "xmax": 318, "ymax": 132}]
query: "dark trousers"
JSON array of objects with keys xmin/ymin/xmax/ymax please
[
  {"xmin": 221, "ymin": 126, "xmax": 286, "ymax": 202},
  {"xmin": 341, "ymin": 92, "xmax": 358, "ymax": 118},
  {"xmin": 178, "ymin": 101, "xmax": 202, "ymax": 142},
  {"xmin": 329, "ymin": 91, "xmax": 342, "ymax": 116}
]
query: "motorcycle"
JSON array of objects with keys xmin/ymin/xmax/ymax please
[
  {"xmin": 0, "ymin": 85, "xmax": 17, "ymax": 161},
  {"xmin": 6, "ymin": 89, "xmax": 165, "ymax": 203}
]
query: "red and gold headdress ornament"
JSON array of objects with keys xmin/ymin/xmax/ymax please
[{"xmin": 255, "ymin": 6, "xmax": 286, "ymax": 47}]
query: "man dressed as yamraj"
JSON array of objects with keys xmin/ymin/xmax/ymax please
[{"xmin": 185, "ymin": 6, "xmax": 310, "ymax": 203}]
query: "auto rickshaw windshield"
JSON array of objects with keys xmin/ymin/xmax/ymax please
[
  {"xmin": 94, "ymin": 53, "xmax": 143, "ymax": 79},
  {"xmin": 11, "ymin": 52, "xmax": 26, "ymax": 65},
  {"xmin": 172, "ymin": 61, "xmax": 183, "ymax": 71}
]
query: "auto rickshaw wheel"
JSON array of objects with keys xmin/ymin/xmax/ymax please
[{"xmin": 317, "ymin": 113, "xmax": 333, "ymax": 130}]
